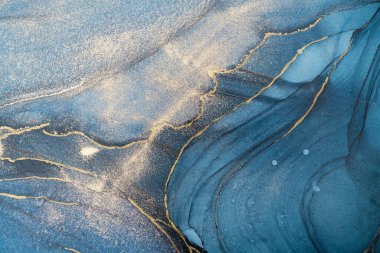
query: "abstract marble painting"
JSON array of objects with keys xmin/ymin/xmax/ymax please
[{"xmin": 0, "ymin": 1, "xmax": 379, "ymax": 252}]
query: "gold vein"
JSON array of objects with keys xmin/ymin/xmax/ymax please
[
  {"xmin": 0, "ymin": 123, "xmax": 49, "ymax": 140},
  {"xmin": 0, "ymin": 126, "xmax": 15, "ymax": 131},
  {"xmin": 64, "ymin": 247, "xmax": 81, "ymax": 253},
  {"xmin": 220, "ymin": 17, "xmax": 322, "ymax": 75},
  {"xmin": 127, "ymin": 197, "xmax": 182, "ymax": 253},
  {"xmin": 156, "ymin": 218, "xmax": 173, "ymax": 228},
  {"xmin": 0, "ymin": 157, "xmax": 97, "ymax": 177},
  {"xmin": 280, "ymin": 36, "xmax": 353, "ymax": 139},
  {"xmin": 0, "ymin": 81, "xmax": 85, "ymax": 111},
  {"xmin": 0, "ymin": 192, "xmax": 79, "ymax": 206},
  {"xmin": 0, "ymin": 176, "xmax": 68, "ymax": 183},
  {"xmin": 42, "ymin": 129, "xmax": 146, "ymax": 150}
]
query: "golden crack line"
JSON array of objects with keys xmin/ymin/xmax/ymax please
[
  {"xmin": 0, "ymin": 176, "xmax": 104, "ymax": 193},
  {"xmin": 0, "ymin": 81, "xmax": 85, "ymax": 111},
  {"xmin": 0, "ymin": 123, "xmax": 49, "ymax": 140},
  {"xmin": 239, "ymin": 36, "xmax": 328, "ymax": 105},
  {"xmin": 64, "ymin": 248, "xmax": 81, "ymax": 253},
  {"xmin": 0, "ymin": 168, "xmax": 109, "ymax": 195},
  {"xmin": 0, "ymin": 157, "xmax": 97, "ymax": 177},
  {"xmin": 0, "ymin": 192, "xmax": 79, "ymax": 206},
  {"xmin": 42, "ymin": 129, "xmax": 146, "ymax": 150},
  {"xmin": 220, "ymin": 17, "xmax": 322, "ymax": 74},
  {"xmin": 127, "ymin": 197, "xmax": 181, "ymax": 253},
  {"xmin": 41, "ymin": 66, "xmax": 220, "ymax": 148},
  {"xmin": 163, "ymin": 36, "xmax": 328, "ymax": 252},
  {"xmin": 281, "ymin": 25, "xmax": 355, "ymax": 139},
  {"xmin": 0, "ymin": 176, "xmax": 68, "ymax": 183},
  {"xmin": 0, "ymin": 126, "xmax": 15, "ymax": 131},
  {"xmin": 156, "ymin": 218, "xmax": 173, "ymax": 228}
]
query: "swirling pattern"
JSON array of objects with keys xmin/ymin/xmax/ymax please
[
  {"xmin": 167, "ymin": 4, "xmax": 380, "ymax": 253},
  {"xmin": 0, "ymin": 1, "xmax": 379, "ymax": 252}
]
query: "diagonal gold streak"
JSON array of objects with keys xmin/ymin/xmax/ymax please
[
  {"xmin": 0, "ymin": 157, "xmax": 97, "ymax": 177},
  {"xmin": 64, "ymin": 248, "xmax": 81, "ymax": 253},
  {"xmin": 0, "ymin": 82, "xmax": 85, "ymax": 111},
  {"xmin": 0, "ymin": 192, "xmax": 79, "ymax": 206},
  {"xmin": 127, "ymin": 197, "xmax": 182, "ymax": 253},
  {"xmin": 0, "ymin": 176, "xmax": 68, "ymax": 183}
]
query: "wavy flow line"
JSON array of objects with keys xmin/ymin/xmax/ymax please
[
  {"xmin": 64, "ymin": 247, "xmax": 81, "ymax": 253},
  {"xmin": 0, "ymin": 192, "xmax": 79, "ymax": 206},
  {"xmin": 0, "ymin": 157, "xmax": 97, "ymax": 177},
  {"xmin": 163, "ymin": 35, "xmax": 328, "ymax": 252},
  {"xmin": 279, "ymin": 5, "xmax": 378, "ymax": 140},
  {"xmin": 0, "ymin": 81, "xmax": 85, "ymax": 111},
  {"xmin": 42, "ymin": 129, "xmax": 146, "ymax": 150},
  {"xmin": 0, "ymin": 123, "xmax": 49, "ymax": 140},
  {"xmin": 127, "ymin": 197, "xmax": 182, "ymax": 253},
  {"xmin": 0, "ymin": 176, "xmax": 68, "ymax": 183},
  {"xmin": 280, "ymin": 33, "xmax": 354, "ymax": 139},
  {"xmin": 219, "ymin": 17, "xmax": 322, "ymax": 75}
]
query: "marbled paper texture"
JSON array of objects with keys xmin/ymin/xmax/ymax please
[{"xmin": 0, "ymin": 1, "xmax": 379, "ymax": 252}]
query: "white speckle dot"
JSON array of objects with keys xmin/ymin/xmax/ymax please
[
  {"xmin": 80, "ymin": 146, "xmax": 99, "ymax": 158},
  {"xmin": 303, "ymin": 149, "xmax": 310, "ymax": 155},
  {"xmin": 313, "ymin": 185, "xmax": 320, "ymax": 192},
  {"xmin": 272, "ymin": 160, "xmax": 278, "ymax": 166}
]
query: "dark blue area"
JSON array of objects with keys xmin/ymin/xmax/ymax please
[{"xmin": 168, "ymin": 4, "xmax": 380, "ymax": 253}]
